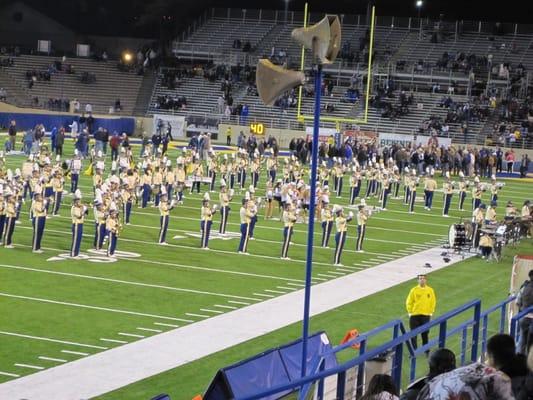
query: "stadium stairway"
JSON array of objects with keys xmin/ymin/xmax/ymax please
[
  {"xmin": 0, "ymin": 245, "xmax": 469, "ymax": 400},
  {"xmin": 0, "ymin": 67, "xmax": 34, "ymax": 108},
  {"xmin": 133, "ymin": 68, "xmax": 157, "ymax": 116}
]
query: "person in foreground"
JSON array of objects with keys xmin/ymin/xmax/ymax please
[{"xmin": 417, "ymin": 334, "xmax": 523, "ymax": 399}]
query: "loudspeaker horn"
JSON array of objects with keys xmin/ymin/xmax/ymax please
[
  {"xmin": 256, "ymin": 59, "xmax": 306, "ymax": 106},
  {"xmin": 291, "ymin": 15, "xmax": 341, "ymax": 64}
]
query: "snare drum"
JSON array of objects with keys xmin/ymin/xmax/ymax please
[{"xmin": 449, "ymin": 224, "xmax": 467, "ymax": 248}]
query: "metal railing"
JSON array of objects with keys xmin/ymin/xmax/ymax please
[{"xmin": 235, "ymin": 295, "xmax": 519, "ymax": 400}]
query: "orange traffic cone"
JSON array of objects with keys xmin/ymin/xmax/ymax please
[{"xmin": 340, "ymin": 329, "xmax": 360, "ymax": 349}]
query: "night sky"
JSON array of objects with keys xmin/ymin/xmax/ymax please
[{"xmin": 6, "ymin": 0, "xmax": 533, "ymax": 38}]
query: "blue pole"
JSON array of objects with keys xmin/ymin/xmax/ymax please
[{"xmin": 301, "ymin": 63, "xmax": 322, "ymax": 379}]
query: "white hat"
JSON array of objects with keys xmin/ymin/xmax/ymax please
[
  {"xmin": 203, "ymin": 192, "xmax": 210, "ymax": 201},
  {"xmin": 74, "ymin": 189, "xmax": 82, "ymax": 200},
  {"xmin": 56, "ymin": 155, "xmax": 61, "ymax": 162},
  {"xmin": 249, "ymin": 185, "xmax": 255, "ymax": 193},
  {"xmin": 474, "ymin": 176, "xmax": 480, "ymax": 183},
  {"xmin": 491, "ymin": 174, "xmax": 496, "ymax": 180},
  {"xmin": 446, "ymin": 171, "xmax": 450, "ymax": 178},
  {"xmin": 220, "ymin": 178, "xmax": 226, "ymax": 186},
  {"xmin": 459, "ymin": 171, "xmax": 464, "ymax": 178}
]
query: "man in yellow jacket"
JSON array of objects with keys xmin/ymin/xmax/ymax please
[{"xmin": 406, "ymin": 274, "xmax": 436, "ymax": 353}]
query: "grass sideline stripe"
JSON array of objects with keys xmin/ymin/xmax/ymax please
[
  {"xmin": 0, "ymin": 371, "xmax": 20, "ymax": 378},
  {"xmin": 99, "ymin": 338, "xmax": 128, "ymax": 344},
  {"xmin": 214, "ymin": 304, "xmax": 238, "ymax": 310},
  {"xmin": 118, "ymin": 333, "xmax": 145, "ymax": 338}
]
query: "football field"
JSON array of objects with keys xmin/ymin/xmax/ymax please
[{"xmin": 0, "ymin": 142, "xmax": 532, "ymax": 399}]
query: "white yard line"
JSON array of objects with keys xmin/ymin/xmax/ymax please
[
  {"xmin": 117, "ymin": 333, "xmax": 145, "ymax": 339},
  {"xmin": 0, "ymin": 293, "xmax": 187, "ymax": 322},
  {"xmin": 199, "ymin": 309, "xmax": 224, "ymax": 315},
  {"xmin": 0, "ymin": 372, "xmax": 19, "ymax": 378},
  {"xmin": 0, "ymin": 331, "xmax": 108, "ymax": 350},
  {"xmin": 99, "ymin": 338, "xmax": 128, "ymax": 344},
  {"xmin": 38, "ymin": 357, "xmax": 67, "ymax": 363},
  {"xmin": 252, "ymin": 293, "xmax": 275, "ymax": 298},
  {"xmin": 14, "ymin": 364, "xmax": 44, "ymax": 370},
  {"xmin": 153, "ymin": 322, "xmax": 179, "ymax": 328},
  {"xmin": 136, "ymin": 328, "xmax": 163, "ymax": 333},
  {"xmin": 227, "ymin": 300, "xmax": 250, "ymax": 306},
  {"xmin": 61, "ymin": 350, "xmax": 89, "ymax": 356},
  {"xmin": 0, "ymin": 263, "xmax": 261, "ymax": 303},
  {"xmin": 213, "ymin": 304, "xmax": 237, "ymax": 310},
  {"xmin": 276, "ymin": 286, "xmax": 294, "ymax": 291},
  {"xmin": 185, "ymin": 313, "xmax": 210, "ymax": 319},
  {"xmin": 264, "ymin": 289, "xmax": 287, "ymax": 294}
]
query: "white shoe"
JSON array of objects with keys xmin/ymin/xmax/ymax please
[
  {"xmin": 250, "ymin": 237, "xmax": 255, "ymax": 241},
  {"xmin": 356, "ymin": 250, "xmax": 364, "ymax": 253},
  {"xmin": 409, "ymin": 211, "xmax": 415, "ymax": 214},
  {"xmin": 334, "ymin": 263, "xmax": 344, "ymax": 267},
  {"xmin": 5, "ymin": 245, "xmax": 14, "ymax": 249},
  {"xmin": 382, "ymin": 208, "xmax": 387, "ymax": 211},
  {"xmin": 203, "ymin": 247, "xmax": 210, "ymax": 250},
  {"xmin": 158, "ymin": 242, "xmax": 168, "ymax": 246},
  {"xmin": 33, "ymin": 249, "xmax": 43, "ymax": 254},
  {"xmin": 15, "ymin": 221, "xmax": 20, "ymax": 225},
  {"xmin": 443, "ymin": 214, "xmax": 449, "ymax": 217},
  {"xmin": 281, "ymin": 256, "xmax": 291, "ymax": 260}
]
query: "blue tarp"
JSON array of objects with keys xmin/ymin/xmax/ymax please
[
  {"xmin": 203, "ymin": 331, "xmax": 337, "ymax": 400},
  {"xmin": 0, "ymin": 112, "xmax": 135, "ymax": 135}
]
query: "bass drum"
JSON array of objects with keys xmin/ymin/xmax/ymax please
[{"xmin": 449, "ymin": 224, "xmax": 467, "ymax": 248}]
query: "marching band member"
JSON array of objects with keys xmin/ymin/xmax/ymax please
[
  {"xmin": 442, "ymin": 175, "xmax": 454, "ymax": 217},
  {"xmin": 321, "ymin": 202, "xmax": 334, "ymax": 247},
  {"xmin": 380, "ymin": 172, "xmax": 390, "ymax": 210},
  {"xmin": 51, "ymin": 169, "xmax": 64, "ymax": 216},
  {"xmin": 471, "ymin": 203, "xmax": 485, "ymax": 248},
  {"xmin": 267, "ymin": 154, "xmax": 277, "ymax": 183},
  {"xmin": 106, "ymin": 208, "xmax": 121, "ymax": 257},
  {"xmin": 334, "ymin": 160, "xmax": 344, "ymax": 198},
  {"xmin": 490, "ymin": 176, "xmax": 499, "ymax": 203},
  {"xmin": 3, "ymin": 190, "xmax": 17, "ymax": 248},
  {"xmin": 121, "ymin": 184, "xmax": 134, "ymax": 225},
  {"xmin": 0, "ymin": 193, "xmax": 5, "ymax": 241},
  {"xmin": 408, "ymin": 170, "xmax": 418, "ymax": 214},
  {"xmin": 174, "ymin": 159, "xmax": 186, "ymax": 204},
  {"xmin": 70, "ymin": 150, "xmax": 82, "ymax": 193},
  {"xmin": 392, "ymin": 166, "xmax": 401, "ymax": 199},
  {"xmin": 458, "ymin": 172, "xmax": 468, "ymax": 211},
  {"xmin": 423, "ymin": 170, "xmax": 437, "ymax": 211},
  {"xmin": 403, "ymin": 167, "xmax": 411, "ymax": 205},
  {"xmin": 349, "ymin": 168, "xmax": 361, "ymax": 205},
  {"xmin": 93, "ymin": 201, "xmax": 107, "ymax": 250},
  {"xmin": 158, "ymin": 191, "xmax": 174, "ymax": 245},
  {"xmin": 251, "ymin": 155, "xmax": 260, "ymax": 189},
  {"xmin": 478, "ymin": 232, "xmax": 494, "ymax": 260},
  {"xmin": 247, "ymin": 187, "xmax": 259, "ymax": 240},
  {"xmin": 522, "ymin": 200, "xmax": 532, "ymax": 238},
  {"xmin": 485, "ymin": 200, "xmax": 498, "ymax": 225},
  {"xmin": 70, "ymin": 190, "xmax": 86, "ymax": 257},
  {"xmin": 228, "ymin": 154, "xmax": 236, "ymax": 189},
  {"xmin": 190, "ymin": 158, "xmax": 203, "ymax": 194},
  {"xmin": 281, "ymin": 202, "xmax": 297, "ymax": 260},
  {"xmin": 356, "ymin": 205, "xmax": 368, "ymax": 253},
  {"xmin": 208, "ymin": 153, "xmax": 217, "ymax": 192},
  {"xmin": 238, "ymin": 152, "xmax": 248, "ymax": 190},
  {"xmin": 141, "ymin": 166, "xmax": 152, "ymax": 208},
  {"xmin": 31, "ymin": 192, "xmax": 47, "ymax": 253},
  {"xmin": 471, "ymin": 177, "xmax": 483, "ymax": 211},
  {"xmin": 238, "ymin": 198, "xmax": 252, "ymax": 254},
  {"xmin": 200, "ymin": 195, "xmax": 215, "ymax": 249},
  {"xmin": 333, "ymin": 205, "xmax": 353, "ymax": 267},
  {"xmin": 152, "ymin": 166, "xmax": 164, "ymax": 207},
  {"xmin": 264, "ymin": 180, "xmax": 274, "ymax": 220},
  {"xmin": 504, "ymin": 200, "xmax": 517, "ymax": 221},
  {"xmin": 218, "ymin": 180, "xmax": 232, "ymax": 234}
]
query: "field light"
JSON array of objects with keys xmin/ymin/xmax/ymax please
[
  {"xmin": 416, "ymin": 0, "xmax": 423, "ymax": 7},
  {"xmin": 122, "ymin": 51, "xmax": 133, "ymax": 63}
]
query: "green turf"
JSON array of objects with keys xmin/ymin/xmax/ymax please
[{"xmin": 0, "ymin": 140, "xmax": 531, "ymax": 398}]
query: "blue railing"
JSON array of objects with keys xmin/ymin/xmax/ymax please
[{"xmin": 237, "ymin": 296, "xmax": 521, "ymax": 400}]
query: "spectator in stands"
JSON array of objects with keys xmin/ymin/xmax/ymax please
[
  {"xmin": 77, "ymin": 129, "xmax": 89, "ymax": 157},
  {"xmin": 7, "ymin": 120, "xmax": 17, "ymax": 153},
  {"xmin": 114, "ymin": 99, "xmax": 122, "ymax": 112},
  {"xmin": 85, "ymin": 103, "xmax": 93, "ymax": 114},
  {"xmin": 0, "ymin": 87, "xmax": 6, "ymax": 101},
  {"xmin": 405, "ymin": 274, "xmax": 436, "ymax": 354},
  {"xmin": 401, "ymin": 348, "xmax": 456, "ymax": 400},
  {"xmin": 360, "ymin": 374, "xmax": 399, "ymax": 400},
  {"xmin": 505, "ymin": 150, "xmax": 515, "ymax": 173},
  {"xmin": 418, "ymin": 334, "xmax": 519, "ymax": 399},
  {"xmin": 517, "ymin": 270, "xmax": 533, "ymax": 355}
]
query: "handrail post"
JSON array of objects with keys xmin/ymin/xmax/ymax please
[
  {"xmin": 392, "ymin": 343, "xmax": 403, "ymax": 390},
  {"xmin": 439, "ymin": 321, "xmax": 447, "ymax": 348},
  {"xmin": 356, "ymin": 340, "xmax": 366, "ymax": 398},
  {"xmin": 471, "ymin": 302, "xmax": 481, "ymax": 362}
]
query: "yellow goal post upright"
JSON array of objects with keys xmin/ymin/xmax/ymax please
[{"xmin": 296, "ymin": 4, "xmax": 376, "ymax": 127}]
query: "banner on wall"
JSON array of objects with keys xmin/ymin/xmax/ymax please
[
  {"xmin": 305, "ymin": 126, "xmax": 338, "ymax": 143},
  {"xmin": 152, "ymin": 114, "xmax": 186, "ymax": 138},
  {"xmin": 378, "ymin": 133, "xmax": 415, "ymax": 148}
]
